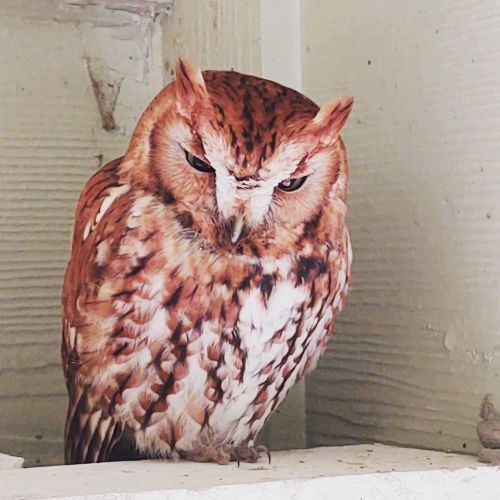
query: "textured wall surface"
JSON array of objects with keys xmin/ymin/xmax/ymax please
[
  {"xmin": 303, "ymin": 0, "xmax": 500, "ymax": 454},
  {"xmin": 162, "ymin": 0, "xmax": 261, "ymax": 77},
  {"xmin": 0, "ymin": 1, "xmax": 168, "ymax": 465}
]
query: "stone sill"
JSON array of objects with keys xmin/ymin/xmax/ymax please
[{"xmin": 1, "ymin": 444, "xmax": 499, "ymax": 500}]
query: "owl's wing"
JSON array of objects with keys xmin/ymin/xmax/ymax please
[{"xmin": 62, "ymin": 157, "xmax": 126, "ymax": 464}]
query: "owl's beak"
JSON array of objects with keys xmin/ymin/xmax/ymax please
[{"xmin": 230, "ymin": 215, "xmax": 244, "ymax": 243}]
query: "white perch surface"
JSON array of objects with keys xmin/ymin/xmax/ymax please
[
  {"xmin": 1, "ymin": 444, "xmax": 499, "ymax": 500},
  {"xmin": 0, "ymin": 453, "xmax": 23, "ymax": 470}
]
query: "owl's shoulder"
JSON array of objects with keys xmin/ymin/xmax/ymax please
[
  {"xmin": 63, "ymin": 157, "xmax": 144, "ymax": 338},
  {"xmin": 70, "ymin": 157, "xmax": 130, "ymax": 248}
]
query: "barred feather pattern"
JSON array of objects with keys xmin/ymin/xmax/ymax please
[{"xmin": 62, "ymin": 60, "xmax": 353, "ymax": 464}]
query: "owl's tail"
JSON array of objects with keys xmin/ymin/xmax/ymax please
[{"xmin": 64, "ymin": 384, "xmax": 123, "ymax": 464}]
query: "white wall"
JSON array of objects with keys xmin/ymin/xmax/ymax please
[
  {"xmin": 162, "ymin": 0, "xmax": 261, "ymax": 76},
  {"xmin": 302, "ymin": 0, "xmax": 500, "ymax": 454}
]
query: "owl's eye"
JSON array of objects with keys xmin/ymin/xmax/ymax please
[
  {"xmin": 277, "ymin": 176, "xmax": 308, "ymax": 192},
  {"xmin": 184, "ymin": 150, "xmax": 214, "ymax": 173}
]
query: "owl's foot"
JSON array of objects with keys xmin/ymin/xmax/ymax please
[
  {"xmin": 232, "ymin": 443, "xmax": 271, "ymax": 466},
  {"xmin": 186, "ymin": 444, "xmax": 233, "ymax": 465},
  {"xmin": 184, "ymin": 443, "xmax": 271, "ymax": 466}
]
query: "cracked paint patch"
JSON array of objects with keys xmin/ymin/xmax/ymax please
[{"xmin": 86, "ymin": 57, "xmax": 124, "ymax": 131}]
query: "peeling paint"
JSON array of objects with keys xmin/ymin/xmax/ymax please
[
  {"xmin": 60, "ymin": 0, "xmax": 174, "ymax": 29},
  {"xmin": 86, "ymin": 57, "xmax": 124, "ymax": 131},
  {"xmin": 0, "ymin": 0, "xmax": 174, "ymax": 27},
  {"xmin": 62, "ymin": 0, "xmax": 173, "ymax": 19}
]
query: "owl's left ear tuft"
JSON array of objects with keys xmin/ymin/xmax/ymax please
[
  {"xmin": 312, "ymin": 95, "xmax": 354, "ymax": 142},
  {"xmin": 175, "ymin": 58, "xmax": 208, "ymax": 113}
]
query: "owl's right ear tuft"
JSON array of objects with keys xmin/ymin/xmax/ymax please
[
  {"xmin": 175, "ymin": 58, "xmax": 208, "ymax": 113},
  {"xmin": 312, "ymin": 95, "xmax": 354, "ymax": 143}
]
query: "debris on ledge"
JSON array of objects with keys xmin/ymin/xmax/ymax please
[{"xmin": 477, "ymin": 394, "xmax": 500, "ymax": 465}]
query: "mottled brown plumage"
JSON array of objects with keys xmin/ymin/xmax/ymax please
[{"xmin": 62, "ymin": 59, "xmax": 353, "ymax": 464}]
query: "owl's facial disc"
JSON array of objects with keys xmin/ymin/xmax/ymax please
[
  {"xmin": 183, "ymin": 149, "xmax": 248, "ymax": 243},
  {"xmin": 166, "ymin": 58, "xmax": 354, "ymax": 250},
  {"xmin": 212, "ymin": 168, "xmax": 271, "ymax": 244}
]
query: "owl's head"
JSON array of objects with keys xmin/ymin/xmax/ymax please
[{"xmin": 122, "ymin": 59, "xmax": 353, "ymax": 256}]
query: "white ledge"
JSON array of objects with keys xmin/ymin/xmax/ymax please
[
  {"xmin": 1, "ymin": 444, "xmax": 498, "ymax": 500},
  {"xmin": 0, "ymin": 453, "xmax": 23, "ymax": 471}
]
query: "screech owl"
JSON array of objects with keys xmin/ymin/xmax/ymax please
[{"xmin": 61, "ymin": 59, "xmax": 353, "ymax": 464}]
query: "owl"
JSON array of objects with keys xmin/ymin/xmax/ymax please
[{"xmin": 61, "ymin": 59, "xmax": 353, "ymax": 465}]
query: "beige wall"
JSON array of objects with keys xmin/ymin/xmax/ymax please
[{"xmin": 302, "ymin": 0, "xmax": 500, "ymax": 454}]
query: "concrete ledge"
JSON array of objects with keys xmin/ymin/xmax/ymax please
[
  {"xmin": 0, "ymin": 453, "xmax": 23, "ymax": 471},
  {"xmin": 0, "ymin": 444, "xmax": 498, "ymax": 500}
]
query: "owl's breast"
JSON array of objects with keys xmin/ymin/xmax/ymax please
[
  {"xmin": 204, "ymin": 246, "xmax": 349, "ymax": 444},
  {"xmin": 96, "ymin": 201, "xmax": 350, "ymax": 455}
]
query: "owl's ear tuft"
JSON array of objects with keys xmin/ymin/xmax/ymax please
[
  {"xmin": 175, "ymin": 58, "xmax": 208, "ymax": 113},
  {"xmin": 312, "ymin": 95, "xmax": 354, "ymax": 142}
]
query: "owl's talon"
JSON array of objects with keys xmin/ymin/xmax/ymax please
[{"xmin": 255, "ymin": 445, "xmax": 271, "ymax": 464}]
